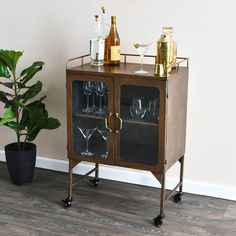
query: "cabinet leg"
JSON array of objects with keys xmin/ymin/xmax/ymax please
[
  {"xmin": 62, "ymin": 158, "xmax": 73, "ymax": 207},
  {"xmin": 174, "ymin": 155, "xmax": 184, "ymax": 203},
  {"xmin": 90, "ymin": 163, "xmax": 99, "ymax": 187},
  {"xmin": 95, "ymin": 163, "xmax": 99, "ymax": 179},
  {"xmin": 179, "ymin": 155, "xmax": 184, "ymax": 193},
  {"xmin": 153, "ymin": 173, "xmax": 165, "ymax": 227}
]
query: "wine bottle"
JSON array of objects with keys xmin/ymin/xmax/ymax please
[{"xmin": 105, "ymin": 16, "xmax": 120, "ymax": 65}]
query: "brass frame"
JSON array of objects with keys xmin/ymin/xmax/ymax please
[{"xmin": 66, "ymin": 53, "xmax": 189, "ymax": 70}]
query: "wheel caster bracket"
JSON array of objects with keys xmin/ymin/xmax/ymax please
[
  {"xmin": 61, "ymin": 197, "xmax": 73, "ymax": 208},
  {"xmin": 153, "ymin": 214, "xmax": 165, "ymax": 227},
  {"xmin": 173, "ymin": 192, "xmax": 183, "ymax": 203},
  {"xmin": 89, "ymin": 177, "xmax": 99, "ymax": 187}
]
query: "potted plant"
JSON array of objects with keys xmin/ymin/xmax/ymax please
[{"xmin": 0, "ymin": 49, "xmax": 60, "ymax": 185}]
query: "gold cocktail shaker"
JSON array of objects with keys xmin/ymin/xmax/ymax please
[{"xmin": 155, "ymin": 27, "xmax": 177, "ymax": 76}]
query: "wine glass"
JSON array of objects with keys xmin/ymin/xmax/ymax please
[
  {"xmin": 133, "ymin": 42, "xmax": 152, "ymax": 74},
  {"xmin": 97, "ymin": 129, "xmax": 108, "ymax": 158},
  {"xmin": 147, "ymin": 98, "xmax": 159, "ymax": 120},
  {"xmin": 130, "ymin": 97, "xmax": 146, "ymax": 119},
  {"xmin": 82, "ymin": 81, "xmax": 93, "ymax": 113},
  {"xmin": 95, "ymin": 82, "xmax": 106, "ymax": 115},
  {"xmin": 77, "ymin": 127, "xmax": 96, "ymax": 156},
  {"xmin": 90, "ymin": 82, "xmax": 97, "ymax": 112},
  {"xmin": 103, "ymin": 83, "xmax": 108, "ymax": 113}
]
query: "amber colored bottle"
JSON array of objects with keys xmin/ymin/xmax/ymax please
[{"xmin": 105, "ymin": 16, "xmax": 120, "ymax": 65}]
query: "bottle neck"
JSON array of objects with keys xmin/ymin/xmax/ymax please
[
  {"xmin": 111, "ymin": 16, "xmax": 116, "ymax": 29},
  {"xmin": 111, "ymin": 23, "xmax": 116, "ymax": 29}
]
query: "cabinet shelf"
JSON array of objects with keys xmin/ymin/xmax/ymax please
[
  {"xmin": 74, "ymin": 113, "xmax": 158, "ymax": 127},
  {"xmin": 74, "ymin": 112, "xmax": 106, "ymax": 120},
  {"xmin": 122, "ymin": 119, "xmax": 158, "ymax": 127}
]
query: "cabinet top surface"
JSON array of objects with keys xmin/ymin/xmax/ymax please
[{"xmin": 67, "ymin": 63, "xmax": 172, "ymax": 81}]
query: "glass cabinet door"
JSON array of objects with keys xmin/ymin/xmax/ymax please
[
  {"xmin": 118, "ymin": 84, "xmax": 160, "ymax": 166},
  {"xmin": 71, "ymin": 79, "xmax": 113, "ymax": 162}
]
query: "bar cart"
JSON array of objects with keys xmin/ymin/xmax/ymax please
[{"xmin": 63, "ymin": 54, "xmax": 189, "ymax": 227}]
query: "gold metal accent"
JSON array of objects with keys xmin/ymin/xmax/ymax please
[
  {"xmin": 115, "ymin": 113, "xmax": 123, "ymax": 133},
  {"xmin": 111, "ymin": 16, "xmax": 116, "ymax": 26},
  {"xmin": 65, "ymin": 54, "xmax": 188, "ymax": 75},
  {"xmin": 156, "ymin": 27, "xmax": 177, "ymax": 75},
  {"xmin": 105, "ymin": 112, "xmax": 113, "ymax": 133},
  {"xmin": 155, "ymin": 64, "xmax": 165, "ymax": 77},
  {"xmin": 66, "ymin": 54, "xmax": 90, "ymax": 70}
]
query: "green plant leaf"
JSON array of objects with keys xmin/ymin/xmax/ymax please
[
  {"xmin": 0, "ymin": 91, "xmax": 10, "ymax": 106},
  {"xmin": 0, "ymin": 117, "xmax": 12, "ymax": 126},
  {"xmin": 27, "ymin": 127, "xmax": 41, "ymax": 142},
  {"xmin": 43, "ymin": 117, "xmax": 60, "ymax": 130},
  {"xmin": 28, "ymin": 108, "xmax": 47, "ymax": 131},
  {"xmin": 20, "ymin": 61, "xmax": 44, "ymax": 84},
  {"xmin": 0, "ymin": 61, "xmax": 11, "ymax": 78},
  {"xmin": 0, "ymin": 106, "xmax": 16, "ymax": 127},
  {"xmin": 0, "ymin": 81, "xmax": 13, "ymax": 88},
  {"xmin": 0, "ymin": 49, "xmax": 23, "ymax": 72},
  {"xmin": 21, "ymin": 81, "xmax": 42, "ymax": 103},
  {"xmin": 26, "ymin": 108, "xmax": 48, "ymax": 141},
  {"xmin": 4, "ymin": 121, "xmax": 24, "ymax": 133},
  {"xmin": 20, "ymin": 98, "xmax": 46, "ymax": 127},
  {"xmin": 3, "ymin": 106, "xmax": 16, "ymax": 119}
]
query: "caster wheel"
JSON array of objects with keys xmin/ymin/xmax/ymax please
[
  {"xmin": 153, "ymin": 214, "xmax": 165, "ymax": 227},
  {"xmin": 61, "ymin": 197, "xmax": 73, "ymax": 208},
  {"xmin": 173, "ymin": 192, "xmax": 183, "ymax": 203},
  {"xmin": 89, "ymin": 177, "xmax": 99, "ymax": 187}
]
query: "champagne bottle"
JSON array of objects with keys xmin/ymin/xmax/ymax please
[{"xmin": 105, "ymin": 16, "xmax": 120, "ymax": 65}]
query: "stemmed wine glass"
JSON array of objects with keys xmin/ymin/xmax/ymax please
[
  {"xmin": 130, "ymin": 97, "xmax": 146, "ymax": 119},
  {"xmin": 95, "ymin": 82, "xmax": 106, "ymax": 115},
  {"xmin": 82, "ymin": 81, "xmax": 93, "ymax": 113},
  {"xmin": 134, "ymin": 42, "xmax": 152, "ymax": 74},
  {"xmin": 103, "ymin": 83, "xmax": 108, "ymax": 113},
  {"xmin": 77, "ymin": 126, "xmax": 96, "ymax": 156},
  {"xmin": 97, "ymin": 129, "xmax": 108, "ymax": 158},
  {"xmin": 147, "ymin": 98, "xmax": 159, "ymax": 120},
  {"xmin": 90, "ymin": 82, "xmax": 97, "ymax": 112}
]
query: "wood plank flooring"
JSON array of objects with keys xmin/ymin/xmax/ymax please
[{"xmin": 0, "ymin": 162, "xmax": 235, "ymax": 236}]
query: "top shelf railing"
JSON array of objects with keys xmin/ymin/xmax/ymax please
[{"xmin": 66, "ymin": 53, "xmax": 189, "ymax": 71}]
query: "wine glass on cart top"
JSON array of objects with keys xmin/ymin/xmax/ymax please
[{"xmin": 133, "ymin": 42, "xmax": 152, "ymax": 74}]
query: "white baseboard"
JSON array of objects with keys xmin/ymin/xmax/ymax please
[{"xmin": 1, "ymin": 150, "xmax": 236, "ymax": 201}]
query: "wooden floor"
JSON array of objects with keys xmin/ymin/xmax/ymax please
[{"xmin": 0, "ymin": 163, "xmax": 235, "ymax": 236}]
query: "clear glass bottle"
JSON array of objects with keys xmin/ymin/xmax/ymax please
[
  {"xmin": 105, "ymin": 16, "xmax": 120, "ymax": 65},
  {"xmin": 101, "ymin": 6, "xmax": 109, "ymax": 39},
  {"xmin": 90, "ymin": 15, "xmax": 105, "ymax": 66}
]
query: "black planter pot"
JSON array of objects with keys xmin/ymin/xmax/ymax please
[{"xmin": 5, "ymin": 142, "xmax": 36, "ymax": 185}]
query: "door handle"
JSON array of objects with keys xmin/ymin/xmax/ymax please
[
  {"xmin": 115, "ymin": 113, "xmax": 123, "ymax": 133},
  {"xmin": 105, "ymin": 112, "xmax": 113, "ymax": 133}
]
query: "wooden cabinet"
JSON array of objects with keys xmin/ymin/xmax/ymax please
[{"xmin": 63, "ymin": 54, "xmax": 189, "ymax": 227}]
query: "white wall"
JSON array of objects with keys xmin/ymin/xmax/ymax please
[{"xmin": 0, "ymin": 0, "xmax": 235, "ymax": 197}]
